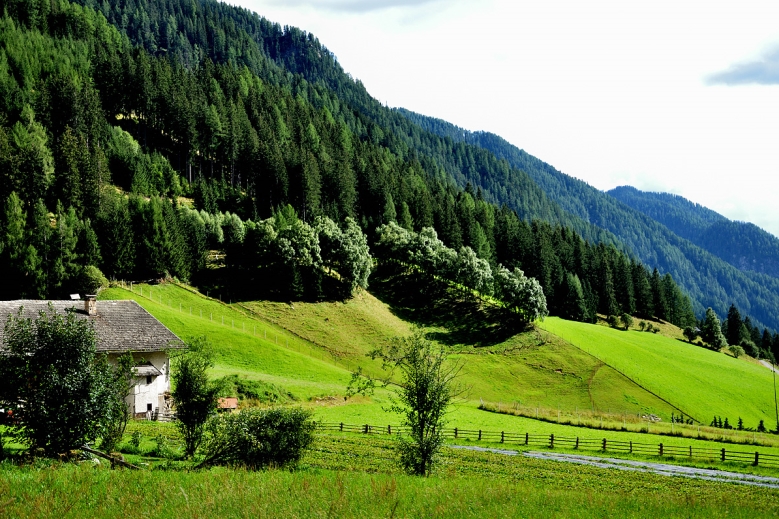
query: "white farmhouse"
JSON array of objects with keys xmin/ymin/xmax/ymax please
[{"xmin": 0, "ymin": 295, "xmax": 185, "ymax": 420}]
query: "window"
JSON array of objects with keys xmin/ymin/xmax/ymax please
[
  {"xmin": 146, "ymin": 375, "xmax": 152, "ymax": 385},
  {"xmin": 147, "ymin": 403, "xmax": 152, "ymax": 412}
]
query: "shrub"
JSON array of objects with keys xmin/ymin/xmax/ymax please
[
  {"xmin": 199, "ymin": 407, "xmax": 315, "ymax": 469},
  {"xmin": 172, "ymin": 337, "xmax": 222, "ymax": 457},
  {"xmin": 78, "ymin": 265, "xmax": 108, "ymax": 294},
  {"xmin": 620, "ymin": 313, "xmax": 633, "ymax": 331},
  {"xmin": 729, "ymin": 345, "xmax": 744, "ymax": 359},
  {"xmin": 0, "ymin": 306, "xmax": 116, "ymax": 456},
  {"xmin": 740, "ymin": 339, "xmax": 759, "ymax": 358}
]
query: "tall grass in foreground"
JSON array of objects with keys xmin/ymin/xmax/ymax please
[{"xmin": 1, "ymin": 435, "xmax": 778, "ymax": 518}]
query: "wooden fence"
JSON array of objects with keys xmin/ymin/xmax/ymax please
[{"xmin": 316, "ymin": 422, "xmax": 779, "ymax": 468}]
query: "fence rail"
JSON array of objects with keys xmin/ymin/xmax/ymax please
[{"xmin": 316, "ymin": 422, "xmax": 779, "ymax": 468}]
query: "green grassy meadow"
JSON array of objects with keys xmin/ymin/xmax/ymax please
[
  {"xmin": 99, "ymin": 282, "xmax": 779, "ymax": 445},
  {"xmin": 539, "ymin": 317, "xmax": 777, "ymax": 427},
  {"xmin": 3, "ymin": 433, "xmax": 778, "ymax": 519},
  {"xmin": 7, "ymin": 283, "xmax": 779, "ymax": 517},
  {"xmin": 100, "ymin": 285, "xmax": 354, "ymax": 399},
  {"xmin": 102, "ymin": 283, "xmax": 682, "ymax": 421}
]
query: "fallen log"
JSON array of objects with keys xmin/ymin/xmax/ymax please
[{"xmin": 80, "ymin": 445, "xmax": 142, "ymax": 470}]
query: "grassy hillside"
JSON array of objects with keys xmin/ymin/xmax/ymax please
[
  {"xmin": 100, "ymin": 285, "xmax": 353, "ymax": 399},
  {"xmin": 538, "ymin": 317, "xmax": 776, "ymax": 427},
  {"xmin": 103, "ymin": 282, "xmax": 677, "ymax": 420},
  {"xmin": 101, "ymin": 281, "xmax": 778, "ymax": 435}
]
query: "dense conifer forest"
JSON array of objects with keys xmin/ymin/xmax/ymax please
[
  {"xmin": 609, "ymin": 186, "xmax": 779, "ymax": 280},
  {"xmin": 0, "ymin": 0, "xmax": 777, "ymax": 359},
  {"xmin": 396, "ymin": 109, "xmax": 779, "ymax": 334}
]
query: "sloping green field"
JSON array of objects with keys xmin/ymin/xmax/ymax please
[
  {"xmin": 538, "ymin": 317, "xmax": 776, "ymax": 427},
  {"xmin": 100, "ymin": 285, "xmax": 353, "ymax": 399},
  {"xmin": 102, "ymin": 283, "xmax": 676, "ymax": 420}
]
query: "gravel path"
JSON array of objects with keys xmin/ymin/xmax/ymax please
[
  {"xmin": 448, "ymin": 445, "xmax": 779, "ymax": 489},
  {"xmin": 759, "ymin": 360, "xmax": 779, "ymax": 374}
]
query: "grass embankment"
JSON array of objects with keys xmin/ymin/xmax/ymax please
[
  {"xmin": 2, "ymin": 432, "xmax": 778, "ymax": 519},
  {"xmin": 478, "ymin": 401, "xmax": 779, "ymax": 448},
  {"xmin": 244, "ymin": 286, "xmax": 678, "ymax": 420},
  {"xmin": 539, "ymin": 317, "xmax": 777, "ymax": 427},
  {"xmin": 102, "ymin": 282, "xmax": 675, "ymax": 421},
  {"xmin": 100, "ymin": 285, "xmax": 354, "ymax": 399},
  {"xmin": 100, "ymin": 282, "xmax": 777, "ymax": 442}
]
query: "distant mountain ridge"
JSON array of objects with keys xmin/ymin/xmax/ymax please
[
  {"xmin": 395, "ymin": 109, "xmax": 779, "ymax": 330},
  {"xmin": 609, "ymin": 186, "xmax": 779, "ymax": 279}
]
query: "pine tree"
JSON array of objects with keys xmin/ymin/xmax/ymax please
[
  {"xmin": 700, "ymin": 308, "xmax": 727, "ymax": 349},
  {"xmin": 650, "ymin": 268, "xmax": 667, "ymax": 321},
  {"xmin": 725, "ymin": 304, "xmax": 742, "ymax": 346}
]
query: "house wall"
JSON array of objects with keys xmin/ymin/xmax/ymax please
[{"xmin": 108, "ymin": 351, "xmax": 171, "ymax": 418}]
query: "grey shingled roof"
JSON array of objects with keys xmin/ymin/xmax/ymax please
[{"xmin": 0, "ymin": 300, "xmax": 185, "ymax": 353}]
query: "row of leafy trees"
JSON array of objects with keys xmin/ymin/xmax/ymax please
[{"xmin": 374, "ymin": 222, "xmax": 547, "ymax": 325}]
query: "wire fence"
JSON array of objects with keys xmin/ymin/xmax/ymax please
[{"xmin": 315, "ymin": 421, "xmax": 779, "ymax": 468}]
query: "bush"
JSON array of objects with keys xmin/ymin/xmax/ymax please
[
  {"xmin": 199, "ymin": 407, "xmax": 315, "ymax": 469},
  {"xmin": 729, "ymin": 345, "xmax": 744, "ymax": 359},
  {"xmin": 0, "ymin": 305, "xmax": 116, "ymax": 456},
  {"xmin": 216, "ymin": 375, "xmax": 296, "ymax": 404},
  {"xmin": 740, "ymin": 339, "xmax": 759, "ymax": 358},
  {"xmin": 78, "ymin": 265, "xmax": 108, "ymax": 294}
]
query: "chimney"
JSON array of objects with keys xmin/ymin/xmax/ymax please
[{"xmin": 85, "ymin": 295, "xmax": 97, "ymax": 316}]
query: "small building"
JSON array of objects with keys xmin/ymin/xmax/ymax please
[
  {"xmin": 218, "ymin": 397, "xmax": 239, "ymax": 412},
  {"xmin": 0, "ymin": 296, "xmax": 185, "ymax": 420}
]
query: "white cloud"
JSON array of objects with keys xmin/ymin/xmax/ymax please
[{"xmin": 706, "ymin": 46, "xmax": 779, "ymax": 85}]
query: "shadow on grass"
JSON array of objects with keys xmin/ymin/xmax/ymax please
[
  {"xmin": 369, "ymin": 264, "xmax": 528, "ymax": 348},
  {"xmin": 191, "ymin": 266, "xmax": 349, "ymax": 305}
]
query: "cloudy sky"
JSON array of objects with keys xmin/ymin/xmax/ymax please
[{"xmin": 230, "ymin": 0, "xmax": 779, "ymax": 237}]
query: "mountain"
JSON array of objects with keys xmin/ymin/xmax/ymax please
[
  {"xmin": 393, "ymin": 109, "xmax": 779, "ymax": 331},
  {"xmin": 608, "ymin": 186, "xmax": 779, "ymax": 279},
  {"xmin": 1, "ymin": 0, "xmax": 778, "ymax": 334}
]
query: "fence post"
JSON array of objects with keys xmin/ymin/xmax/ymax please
[
  {"xmin": 478, "ymin": 430, "xmax": 482, "ymax": 441},
  {"xmin": 454, "ymin": 427, "xmax": 458, "ymax": 439},
  {"xmin": 659, "ymin": 443, "xmax": 663, "ymax": 456},
  {"xmin": 602, "ymin": 438, "xmax": 607, "ymax": 452},
  {"xmin": 501, "ymin": 431, "xmax": 505, "ymax": 443},
  {"xmin": 575, "ymin": 437, "xmax": 579, "ymax": 450},
  {"xmin": 340, "ymin": 422, "xmax": 343, "ymax": 432},
  {"xmin": 550, "ymin": 434, "xmax": 554, "ymax": 449},
  {"xmin": 629, "ymin": 441, "xmax": 632, "ymax": 454},
  {"xmin": 525, "ymin": 432, "xmax": 529, "ymax": 445},
  {"xmin": 364, "ymin": 424, "xmax": 369, "ymax": 434},
  {"xmin": 721, "ymin": 448, "xmax": 725, "ymax": 462},
  {"xmin": 754, "ymin": 452, "xmax": 759, "ymax": 466},
  {"xmin": 689, "ymin": 446, "xmax": 692, "ymax": 458},
  {"xmin": 388, "ymin": 425, "xmax": 391, "ymax": 435}
]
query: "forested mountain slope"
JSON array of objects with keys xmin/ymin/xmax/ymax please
[
  {"xmin": 0, "ymin": 0, "xmax": 704, "ymax": 336},
  {"xmin": 609, "ymin": 186, "xmax": 779, "ymax": 279},
  {"xmin": 396, "ymin": 109, "xmax": 779, "ymax": 331},
  {"xmin": 1, "ymin": 0, "xmax": 777, "ymax": 333},
  {"xmin": 62, "ymin": 0, "xmax": 620, "ymax": 246}
]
